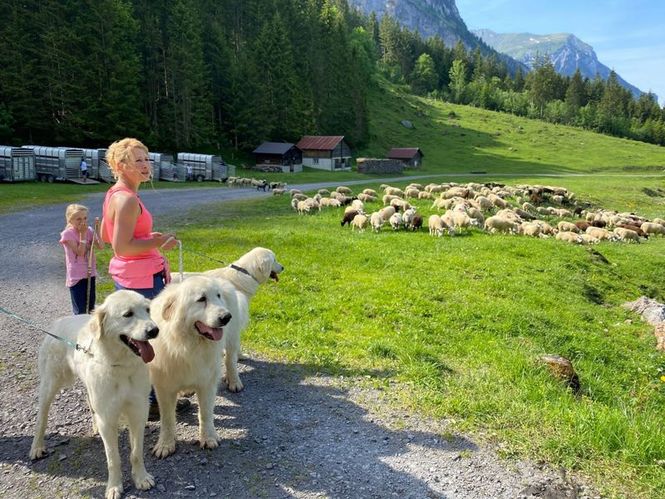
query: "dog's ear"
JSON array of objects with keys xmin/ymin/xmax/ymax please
[
  {"xmin": 90, "ymin": 304, "xmax": 106, "ymax": 339},
  {"xmin": 161, "ymin": 293, "xmax": 176, "ymax": 321}
]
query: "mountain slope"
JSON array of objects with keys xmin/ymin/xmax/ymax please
[
  {"xmin": 348, "ymin": 0, "xmax": 524, "ymax": 73},
  {"xmin": 474, "ymin": 29, "xmax": 644, "ymax": 98}
]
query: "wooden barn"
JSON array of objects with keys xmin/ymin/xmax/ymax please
[
  {"xmin": 387, "ymin": 147, "xmax": 424, "ymax": 168},
  {"xmin": 295, "ymin": 136, "xmax": 352, "ymax": 171},
  {"xmin": 252, "ymin": 142, "xmax": 303, "ymax": 173}
]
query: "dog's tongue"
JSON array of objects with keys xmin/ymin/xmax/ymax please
[
  {"xmin": 132, "ymin": 339, "xmax": 155, "ymax": 363},
  {"xmin": 195, "ymin": 321, "xmax": 223, "ymax": 341}
]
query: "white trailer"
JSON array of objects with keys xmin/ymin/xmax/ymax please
[
  {"xmin": 23, "ymin": 146, "xmax": 85, "ymax": 183},
  {"xmin": 0, "ymin": 146, "xmax": 36, "ymax": 182},
  {"xmin": 177, "ymin": 152, "xmax": 230, "ymax": 182}
]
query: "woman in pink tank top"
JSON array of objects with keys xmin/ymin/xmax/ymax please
[{"xmin": 102, "ymin": 138, "xmax": 178, "ymax": 298}]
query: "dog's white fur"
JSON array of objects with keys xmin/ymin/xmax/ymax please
[
  {"xmin": 30, "ymin": 291, "xmax": 158, "ymax": 499},
  {"xmin": 172, "ymin": 247, "xmax": 284, "ymax": 392},
  {"xmin": 149, "ymin": 275, "xmax": 238, "ymax": 458}
]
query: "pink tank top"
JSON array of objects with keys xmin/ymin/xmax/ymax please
[{"xmin": 102, "ymin": 185, "xmax": 164, "ymax": 288}]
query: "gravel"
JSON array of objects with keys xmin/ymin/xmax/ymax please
[{"xmin": 0, "ymin": 183, "xmax": 598, "ymax": 498}]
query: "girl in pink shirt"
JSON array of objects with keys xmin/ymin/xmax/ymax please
[{"xmin": 60, "ymin": 204, "xmax": 104, "ymax": 314}]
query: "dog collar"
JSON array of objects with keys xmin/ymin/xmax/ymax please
[{"xmin": 230, "ymin": 264, "xmax": 259, "ymax": 283}]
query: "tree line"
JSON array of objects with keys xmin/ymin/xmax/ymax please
[
  {"xmin": 375, "ymin": 15, "xmax": 665, "ymax": 146},
  {"xmin": 1, "ymin": 0, "xmax": 663, "ymax": 153}
]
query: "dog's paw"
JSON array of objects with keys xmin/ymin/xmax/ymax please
[
  {"xmin": 133, "ymin": 470, "xmax": 155, "ymax": 490},
  {"xmin": 105, "ymin": 484, "xmax": 123, "ymax": 499},
  {"xmin": 199, "ymin": 434, "xmax": 219, "ymax": 449},
  {"xmin": 29, "ymin": 445, "xmax": 47, "ymax": 460},
  {"xmin": 152, "ymin": 440, "xmax": 176, "ymax": 459},
  {"xmin": 226, "ymin": 377, "xmax": 244, "ymax": 393}
]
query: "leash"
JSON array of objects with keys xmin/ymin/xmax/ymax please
[
  {"xmin": 181, "ymin": 247, "xmax": 226, "ymax": 266},
  {"xmin": 85, "ymin": 218, "xmax": 101, "ymax": 313},
  {"xmin": 0, "ymin": 305, "xmax": 92, "ymax": 356},
  {"xmin": 177, "ymin": 240, "xmax": 183, "ymax": 282}
]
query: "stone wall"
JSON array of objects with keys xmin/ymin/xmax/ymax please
[{"xmin": 356, "ymin": 158, "xmax": 404, "ymax": 174}]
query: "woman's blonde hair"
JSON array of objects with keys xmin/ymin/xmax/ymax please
[
  {"xmin": 65, "ymin": 203, "xmax": 88, "ymax": 229},
  {"xmin": 105, "ymin": 138, "xmax": 150, "ymax": 179}
]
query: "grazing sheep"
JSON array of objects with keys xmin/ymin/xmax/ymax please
[
  {"xmin": 383, "ymin": 194, "xmax": 399, "ymax": 205},
  {"xmin": 362, "ymin": 188, "xmax": 378, "ymax": 197},
  {"xmin": 616, "ymin": 223, "xmax": 648, "ymax": 238},
  {"xmin": 474, "ymin": 196, "xmax": 494, "ymax": 212},
  {"xmin": 586, "ymin": 227, "xmax": 614, "ymax": 241},
  {"xmin": 290, "ymin": 189, "xmax": 303, "ymax": 197},
  {"xmin": 641, "ymin": 222, "xmax": 665, "ymax": 237},
  {"xmin": 296, "ymin": 200, "xmax": 311, "ymax": 215},
  {"xmin": 290, "ymin": 198, "xmax": 299, "ymax": 211},
  {"xmin": 614, "ymin": 227, "xmax": 640, "ymax": 243},
  {"xmin": 518, "ymin": 222, "xmax": 542, "ymax": 237},
  {"xmin": 317, "ymin": 189, "xmax": 330, "ymax": 196},
  {"xmin": 557, "ymin": 221, "xmax": 579, "ymax": 233},
  {"xmin": 556, "ymin": 231, "xmax": 583, "ymax": 244},
  {"xmin": 575, "ymin": 220, "xmax": 590, "ymax": 232},
  {"xmin": 428, "ymin": 215, "xmax": 444, "ymax": 237},
  {"xmin": 404, "ymin": 187, "xmax": 420, "ymax": 198},
  {"xmin": 292, "ymin": 192, "xmax": 308, "ymax": 202},
  {"xmin": 272, "ymin": 188, "xmax": 285, "ymax": 196},
  {"xmin": 384, "ymin": 187, "xmax": 404, "ymax": 197},
  {"xmin": 410, "ymin": 214, "xmax": 423, "ymax": 231},
  {"xmin": 484, "ymin": 216, "xmax": 518, "ymax": 234},
  {"xmin": 488, "ymin": 193, "xmax": 508, "ymax": 209},
  {"xmin": 534, "ymin": 220, "xmax": 556, "ymax": 236},
  {"xmin": 351, "ymin": 214, "xmax": 368, "ymax": 232},
  {"xmin": 390, "ymin": 198, "xmax": 411, "ymax": 212},
  {"xmin": 341, "ymin": 210, "xmax": 358, "ymax": 227},
  {"xmin": 401, "ymin": 208, "xmax": 416, "ymax": 228},
  {"xmin": 351, "ymin": 199, "xmax": 364, "ymax": 212},
  {"xmin": 452, "ymin": 209, "xmax": 473, "ymax": 231},
  {"xmin": 418, "ymin": 191, "xmax": 433, "ymax": 200},
  {"xmin": 522, "ymin": 202, "xmax": 536, "ymax": 212},
  {"xmin": 336, "ymin": 186, "xmax": 353, "ymax": 195},
  {"xmin": 389, "ymin": 212, "xmax": 403, "ymax": 230},
  {"xmin": 357, "ymin": 193, "xmax": 377, "ymax": 203},
  {"xmin": 652, "ymin": 218, "xmax": 665, "ymax": 227},
  {"xmin": 579, "ymin": 234, "xmax": 599, "ymax": 245},
  {"xmin": 369, "ymin": 212, "xmax": 384, "ymax": 233},
  {"xmin": 379, "ymin": 206, "xmax": 396, "ymax": 222}
]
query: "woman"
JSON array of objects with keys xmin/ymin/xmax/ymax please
[{"xmin": 102, "ymin": 138, "xmax": 177, "ymax": 298}]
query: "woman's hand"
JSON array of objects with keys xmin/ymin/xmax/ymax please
[{"xmin": 153, "ymin": 232, "xmax": 178, "ymax": 251}]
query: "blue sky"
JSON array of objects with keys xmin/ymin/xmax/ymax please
[{"xmin": 456, "ymin": 0, "xmax": 665, "ymax": 105}]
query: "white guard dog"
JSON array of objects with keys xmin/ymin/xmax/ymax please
[
  {"xmin": 171, "ymin": 247, "xmax": 284, "ymax": 392},
  {"xmin": 149, "ymin": 275, "xmax": 238, "ymax": 458},
  {"xmin": 29, "ymin": 290, "xmax": 159, "ymax": 499}
]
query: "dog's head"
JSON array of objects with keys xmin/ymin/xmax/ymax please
[
  {"xmin": 90, "ymin": 290, "xmax": 158, "ymax": 363},
  {"xmin": 158, "ymin": 275, "xmax": 235, "ymax": 342},
  {"xmin": 235, "ymin": 247, "xmax": 284, "ymax": 283}
]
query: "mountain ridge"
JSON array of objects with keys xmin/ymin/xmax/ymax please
[{"xmin": 473, "ymin": 29, "xmax": 645, "ymax": 98}]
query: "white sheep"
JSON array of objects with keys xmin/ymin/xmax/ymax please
[
  {"xmin": 362, "ymin": 188, "xmax": 378, "ymax": 197},
  {"xmin": 379, "ymin": 206, "xmax": 396, "ymax": 222},
  {"xmin": 428, "ymin": 215, "xmax": 444, "ymax": 237},
  {"xmin": 614, "ymin": 227, "xmax": 640, "ymax": 243},
  {"xmin": 641, "ymin": 222, "xmax": 665, "ymax": 237},
  {"xmin": 518, "ymin": 222, "xmax": 542, "ymax": 237},
  {"xmin": 484, "ymin": 216, "xmax": 518, "ymax": 234},
  {"xmin": 351, "ymin": 199, "xmax": 364, "ymax": 212},
  {"xmin": 351, "ymin": 214, "xmax": 368, "ymax": 232},
  {"xmin": 369, "ymin": 212, "xmax": 384, "ymax": 233},
  {"xmin": 557, "ymin": 221, "xmax": 579, "ymax": 233},
  {"xmin": 272, "ymin": 188, "xmax": 285, "ymax": 196},
  {"xmin": 586, "ymin": 227, "xmax": 614, "ymax": 241},
  {"xmin": 555, "ymin": 231, "xmax": 583, "ymax": 244},
  {"xmin": 336, "ymin": 186, "xmax": 353, "ymax": 195},
  {"xmin": 389, "ymin": 212, "xmax": 403, "ymax": 230}
]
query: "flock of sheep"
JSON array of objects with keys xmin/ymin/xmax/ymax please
[
  {"xmin": 281, "ymin": 181, "xmax": 665, "ymax": 244},
  {"xmin": 227, "ymin": 176, "xmax": 286, "ymax": 191}
]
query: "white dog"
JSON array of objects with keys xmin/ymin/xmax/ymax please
[
  {"xmin": 29, "ymin": 290, "xmax": 158, "ymax": 499},
  {"xmin": 172, "ymin": 247, "xmax": 284, "ymax": 392},
  {"xmin": 202, "ymin": 247, "xmax": 284, "ymax": 392},
  {"xmin": 149, "ymin": 275, "xmax": 238, "ymax": 458}
]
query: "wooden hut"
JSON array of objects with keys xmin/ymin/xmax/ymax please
[
  {"xmin": 295, "ymin": 136, "xmax": 352, "ymax": 171},
  {"xmin": 253, "ymin": 142, "xmax": 303, "ymax": 173},
  {"xmin": 387, "ymin": 148, "xmax": 424, "ymax": 168}
]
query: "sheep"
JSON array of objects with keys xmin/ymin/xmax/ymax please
[
  {"xmin": 431, "ymin": 198, "xmax": 448, "ymax": 211},
  {"xmin": 579, "ymin": 234, "xmax": 599, "ymax": 245},
  {"xmin": 296, "ymin": 200, "xmax": 311, "ymax": 215},
  {"xmin": 518, "ymin": 222, "xmax": 542, "ymax": 237},
  {"xmin": 369, "ymin": 212, "xmax": 384, "ymax": 233},
  {"xmin": 272, "ymin": 188, "xmax": 285, "ymax": 196},
  {"xmin": 379, "ymin": 206, "xmax": 396, "ymax": 222},
  {"xmin": 473, "ymin": 195, "xmax": 494, "ymax": 212},
  {"xmin": 467, "ymin": 207, "xmax": 485, "ymax": 226},
  {"xmin": 484, "ymin": 216, "xmax": 519, "ymax": 234},
  {"xmin": 614, "ymin": 227, "xmax": 640, "ymax": 243},
  {"xmin": 428, "ymin": 215, "xmax": 445, "ymax": 237},
  {"xmin": 534, "ymin": 220, "xmax": 556, "ymax": 236},
  {"xmin": 383, "ymin": 194, "xmax": 400, "ymax": 205},
  {"xmin": 557, "ymin": 221, "xmax": 579, "ymax": 233},
  {"xmin": 410, "ymin": 214, "xmax": 423, "ymax": 231},
  {"xmin": 390, "ymin": 198, "xmax": 411, "ymax": 212},
  {"xmin": 317, "ymin": 188, "xmax": 330, "ymax": 196},
  {"xmin": 586, "ymin": 227, "xmax": 614, "ymax": 241},
  {"xmin": 389, "ymin": 212, "xmax": 403, "ymax": 230},
  {"xmin": 652, "ymin": 218, "xmax": 665, "ymax": 227},
  {"xmin": 362, "ymin": 188, "xmax": 378, "ymax": 197},
  {"xmin": 555, "ymin": 231, "xmax": 583, "ymax": 244},
  {"xmin": 290, "ymin": 189, "xmax": 303, "ymax": 197},
  {"xmin": 401, "ymin": 208, "xmax": 416, "ymax": 229},
  {"xmin": 344, "ymin": 205, "xmax": 359, "ymax": 215},
  {"xmin": 336, "ymin": 186, "xmax": 353, "ymax": 195},
  {"xmin": 418, "ymin": 191, "xmax": 433, "ymax": 200},
  {"xmin": 357, "ymin": 193, "xmax": 377, "ymax": 203},
  {"xmin": 404, "ymin": 187, "xmax": 420, "ymax": 199},
  {"xmin": 452, "ymin": 209, "xmax": 474, "ymax": 231},
  {"xmin": 290, "ymin": 198, "xmax": 299, "ymax": 211},
  {"xmin": 384, "ymin": 186, "xmax": 404, "ymax": 197},
  {"xmin": 350, "ymin": 199, "xmax": 364, "ymax": 212},
  {"xmin": 574, "ymin": 220, "xmax": 590, "ymax": 232},
  {"xmin": 351, "ymin": 214, "xmax": 368, "ymax": 232},
  {"xmin": 616, "ymin": 223, "xmax": 648, "ymax": 238},
  {"xmin": 488, "ymin": 193, "xmax": 508, "ymax": 209},
  {"xmin": 522, "ymin": 202, "xmax": 536, "ymax": 212},
  {"xmin": 341, "ymin": 210, "xmax": 358, "ymax": 227},
  {"xmin": 292, "ymin": 192, "xmax": 308, "ymax": 202},
  {"xmin": 641, "ymin": 222, "xmax": 665, "ymax": 237}
]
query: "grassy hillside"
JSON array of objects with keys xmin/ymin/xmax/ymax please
[{"xmin": 360, "ymin": 77, "xmax": 665, "ymax": 175}]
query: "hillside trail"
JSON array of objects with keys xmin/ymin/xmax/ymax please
[{"xmin": 0, "ymin": 181, "xmax": 598, "ymax": 498}]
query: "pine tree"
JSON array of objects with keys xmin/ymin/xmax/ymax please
[
  {"xmin": 565, "ymin": 69, "xmax": 586, "ymax": 115},
  {"xmin": 449, "ymin": 59, "xmax": 467, "ymax": 104},
  {"xmin": 411, "ymin": 53, "xmax": 437, "ymax": 95}
]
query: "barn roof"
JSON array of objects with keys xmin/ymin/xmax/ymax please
[
  {"xmin": 296, "ymin": 136, "xmax": 345, "ymax": 151},
  {"xmin": 387, "ymin": 148, "xmax": 423, "ymax": 159},
  {"xmin": 252, "ymin": 142, "xmax": 297, "ymax": 155}
]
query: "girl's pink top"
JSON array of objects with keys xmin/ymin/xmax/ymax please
[
  {"xmin": 102, "ymin": 185, "xmax": 164, "ymax": 289},
  {"xmin": 60, "ymin": 226, "xmax": 97, "ymax": 287}
]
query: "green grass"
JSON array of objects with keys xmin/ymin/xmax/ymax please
[{"xmin": 107, "ymin": 175, "xmax": 663, "ymax": 499}]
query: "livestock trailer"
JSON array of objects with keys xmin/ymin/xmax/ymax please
[
  {"xmin": 0, "ymin": 146, "xmax": 36, "ymax": 182},
  {"xmin": 151, "ymin": 152, "xmax": 183, "ymax": 181},
  {"xmin": 80, "ymin": 148, "xmax": 108, "ymax": 181},
  {"xmin": 177, "ymin": 153, "xmax": 230, "ymax": 182},
  {"xmin": 24, "ymin": 146, "xmax": 85, "ymax": 182}
]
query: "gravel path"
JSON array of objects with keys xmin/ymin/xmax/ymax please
[{"xmin": 0, "ymin": 183, "xmax": 596, "ymax": 498}]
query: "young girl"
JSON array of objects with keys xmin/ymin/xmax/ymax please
[{"xmin": 60, "ymin": 204, "xmax": 104, "ymax": 314}]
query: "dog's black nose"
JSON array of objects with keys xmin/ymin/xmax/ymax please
[
  {"xmin": 219, "ymin": 312, "xmax": 232, "ymax": 326},
  {"xmin": 146, "ymin": 326, "xmax": 159, "ymax": 339}
]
